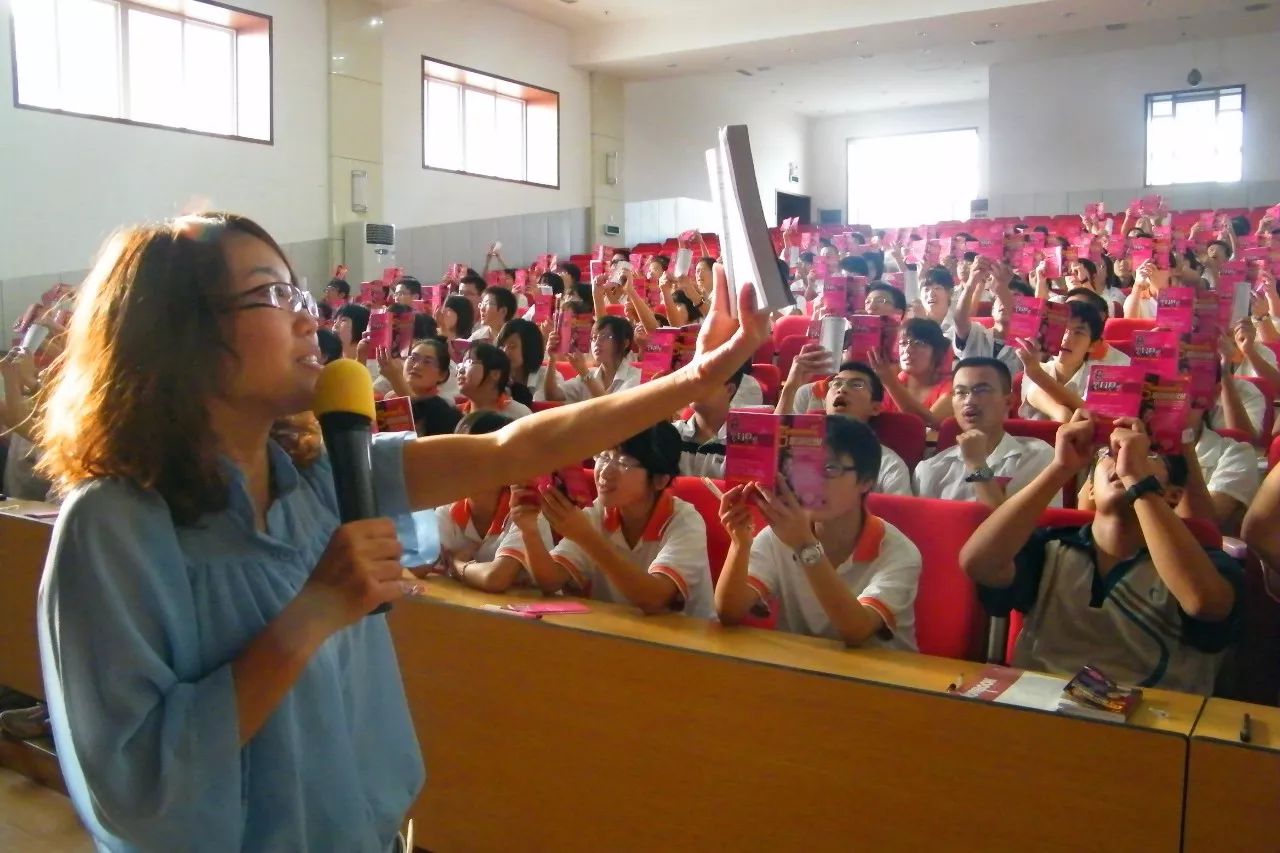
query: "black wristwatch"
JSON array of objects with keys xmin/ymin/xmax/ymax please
[
  {"xmin": 1123, "ymin": 475, "xmax": 1164, "ymax": 506},
  {"xmin": 964, "ymin": 465, "xmax": 995, "ymax": 483}
]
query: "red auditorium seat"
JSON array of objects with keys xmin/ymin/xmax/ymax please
[
  {"xmin": 1238, "ymin": 376, "xmax": 1276, "ymax": 443},
  {"xmin": 752, "ymin": 338, "xmax": 776, "ymax": 366},
  {"xmin": 772, "ymin": 314, "xmax": 812, "ymax": 348},
  {"xmin": 554, "ymin": 362, "xmax": 577, "ymax": 381},
  {"xmin": 866, "ymin": 494, "xmax": 991, "ymax": 661},
  {"xmin": 972, "ymin": 316, "xmax": 995, "ymax": 329},
  {"xmin": 751, "ymin": 364, "xmax": 781, "ymax": 405},
  {"xmin": 530, "ymin": 400, "xmax": 563, "ymax": 413},
  {"xmin": 1102, "ymin": 318, "xmax": 1157, "ymax": 342},
  {"xmin": 1217, "ymin": 548, "xmax": 1280, "ymax": 706},
  {"xmin": 1269, "ymin": 434, "xmax": 1280, "ymax": 470},
  {"xmin": 869, "ymin": 411, "xmax": 927, "ymax": 471},
  {"xmin": 776, "ymin": 335, "xmax": 809, "ymax": 380}
]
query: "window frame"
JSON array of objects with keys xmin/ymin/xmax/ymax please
[
  {"xmin": 420, "ymin": 54, "xmax": 560, "ymax": 190},
  {"xmin": 1143, "ymin": 84, "xmax": 1244, "ymax": 187},
  {"xmin": 8, "ymin": 0, "xmax": 274, "ymax": 145}
]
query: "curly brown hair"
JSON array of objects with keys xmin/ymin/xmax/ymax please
[{"xmin": 36, "ymin": 213, "xmax": 321, "ymax": 525}]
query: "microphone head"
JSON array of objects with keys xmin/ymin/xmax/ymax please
[{"xmin": 313, "ymin": 358, "xmax": 376, "ymax": 421}]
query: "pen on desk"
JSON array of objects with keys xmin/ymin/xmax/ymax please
[
  {"xmin": 946, "ymin": 674, "xmax": 963, "ymax": 693},
  {"xmin": 1240, "ymin": 713, "xmax": 1252, "ymax": 744}
]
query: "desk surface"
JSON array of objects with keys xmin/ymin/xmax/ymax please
[
  {"xmin": 406, "ymin": 577, "xmax": 1205, "ymax": 737},
  {"xmin": 1185, "ymin": 698, "xmax": 1280, "ymax": 852},
  {"xmin": 1192, "ymin": 697, "xmax": 1280, "ymax": 751}
]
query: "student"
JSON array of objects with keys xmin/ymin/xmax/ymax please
[
  {"xmin": 868, "ymin": 318, "xmax": 953, "ymax": 430},
  {"xmin": 437, "ymin": 412, "xmax": 557, "ymax": 592},
  {"xmin": 496, "ymin": 319, "xmax": 546, "ymax": 406},
  {"xmin": 436, "ymin": 294, "xmax": 476, "ymax": 343},
  {"xmin": 1122, "ymin": 260, "xmax": 1161, "ymax": 319},
  {"xmin": 523, "ymin": 423, "xmax": 715, "ymax": 617},
  {"xmin": 863, "ymin": 282, "xmax": 908, "ymax": 321},
  {"xmin": 715, "ymin": 417, "xmax": 921, "ymax": 649},
  {"xmin": 1069, "ymin": 258, "xmax": 1125, "ymax": 313},
  {"xmin": 458, "ymin": 274, "xmax": 487, "ymax": 308},
  {"xmin": 31, "ymin": 212, "xmax": 770, "ymax": 850},
  {"xmin": 777, "ymin": 353, "xmax": 912, "ymax": 496},
  {"xmin": 458, "ymin": 342, "xmax": 533, "ymax": 420},
  {"xmin": 1179, "ymin": 374, "xmax": 1261, "ymax": 536},
  {"xmin": 472, "ymin": 285, "xmax": 518, "ymax": 342},
  {"xmin": 913, "ymin": 358, "xmax": 1056, "ymax": 508},
  {"xmin": 391, "ymin": 276, "xmax": 422, "ymax": 307},
  {"xmin": 324, "ymin": 278, "xmax": 350, "ymax": 306},
  {"xmin": 316, "ymin": 328, "xmax": 343, "ymax": 365},
  {"xmin": 918, "ymin": 267, "xmax": 956, "ymax": 334},
  {"xmin": 332, "ymin": 302, "xmax": 370, "ymax": 360},
  {"xmin": 376, "ymin": 338, "xmax": 462, "ymax": 437},
  {"xmin": 673, "ymin": 362, "xmax": 750, "ymax": 478},
  {"xmin": 1229, "ymin": 314, "xmax": 1280, "ymax": 391},
  {"xmin": 1017, "ymin": 300, "xmax": 1130, "ymax": 422},
  {"xmin": 543, "ymin": 315, "xmax": 642, "ymax": 403},
  {"xmin": 1242, "ymin": 458, "xmax": 1280, "ymax": 579},
  {"xmin": 952, "ymin": 260, "xmax": 1033, "ymax": 377},
  {"xmin": 961, "ymin": 413, "xmax": 1241, "ymax": 695}
]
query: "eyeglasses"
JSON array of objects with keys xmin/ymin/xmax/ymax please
[
  {"xmin": 866, "ymin": 295, "xmax": 895, "ymax": 308},
  {"xmin": 406, "ymin": 354, "xmax": 439, "ymax": 368},
  {"xmin": 822, "ymin": 462, "xmax": 859, "ymax": 479},
  {"xmin": 899, "ymin": 338, "xmax": 933, "ymax": 350},
  {"xmin": 828, "ymin": 377, "xmax": 870, "ymax": 392},
  {"xmin": 594, "ymin": 453, "xmax": 642, "ymax": 472},
  {"xmin": 591, "ymin": 332, "xmax": 617, "ymax": 342},
  {"xmin": 952, "ymin": 384, "xmax": 998, "ymax": 401},
  {"xmin": 230, "ymin": 282, "xmax": 318, "ymax": 318}
]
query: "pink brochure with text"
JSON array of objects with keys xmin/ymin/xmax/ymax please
[
  {"xmin": 1042, "ymin": 246, "xmax": 1063, "ymax": 279},
  {"xmin": 1084, "ymin": 365, "xmax": 1149, "ymax": 422},
  {"xmin": 1182, "ymin": 339, "xmax": 1218, "ymax": 412},
  {"xmin": 639, "ymin": 328, "xmax": 680, "ymax": 382},
  {"xmin": 531, "ymin": 291, "xmax": 555, "ymax": 324},
  {"xmin": 1155, "ymin": 287, "xmax": 1196, "ymax": 336},
  {"xmin": 1145, "ymin": 378, "xmax": 1189, "ymax": 455},
  {"xmin": 1132, "ymin": 330, "xmax": 1182, "ymax": 379},
  {"xmin": 556, "ymin": 310, "xmax": 593, "ymax": 355},
  {"xmin": 725, "ymin": 411, "xmax": 782, "ymax": 494},
  {"xmin": 1005, "ymin": 296, "xmax": 1045, "ymax": 347},
  {"xmin": 821, "ymin": 277, "xmax": 849, "ymax": 316},
  {"xmin": 425, "ymin": 284, "xmax": 448, "ymax": 313},
  {"xmin": 780, "ymin": 414, "xmax": 828, "ymax": 510},
  {"xmin": 724, "ymin": 413, "xmax": 828, "ymax": 510},
  {"xmin": 366, "ymin": 310, "xmax": 392, "ymax": 349}
]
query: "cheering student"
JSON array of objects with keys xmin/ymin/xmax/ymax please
[
  {"xmin": 673, "ymin": 362, "xmax": 751, "ymax": 478},
  {"xmin": 435, "ymin": 294, "xmax": 476, "ymax": 344},
  {"xmin": 951, "ymin": 258, "xmax": 1034, "ymax": 378},
  {"xmin": 471, "ymin": 285, "xmax": 518, "ymax": 342},
  {"xmin": 324, "ymin": 278, "xmax": 350, "ymax": 307},
  {"xmin": 390, "ymin": 276, "xmax": 422, "ymax": 307},
  {"xmin": 457, "ymin": 342, "xmax": 533, "ymax": 420},
  {"xmin": 913, "ymin": 358, "xmax": 1056, "ymax": 508},
  {"xmin": 867, "ymin": 318, "xmax": 953, "ymax": 430},
  {"xmin": 1242, "ymin": 459, "xmax": 1280, "ymax": 580},
  {"xmin": 1016, "ymin": 300, "xmax": 1130, "ymax": 422},
  {"xmin": 542, "ymin": 315, "xmax": 642, "ymax": 403},
  {"xmin": 458, "ymin": 273, "xmax": 487, "ymax": 309},
  {"xmin": 916, "ymin": 267, "xmax": 957, "ymax": 335},
  {"xmin": 375, "ymin": 338, "xmax": 462, "ymax": 437},
  {"xmin": 960, "ymin": 413, "xmax": 1241, "ymax": 695},
  {"xmin": 33, "ymin": 212, "xmax": 766, "ymax": 851},
  {"xmin": 777, "ymin": 350, "xmax": 912, "ymax": 496},
  {"xmin": 863, "ymin": 282, "xmax": 908, "ymax": 322},
  {"xmin": 715, "ymin": 417, "xmax": 921, "ymax": 649},
  {"xmin": 496, "ymin": 318, "xmax": 547, "ymax": 406},
  {"xmin": 522, "ymin": 423, "xmax": 715, "ymax": 617}
]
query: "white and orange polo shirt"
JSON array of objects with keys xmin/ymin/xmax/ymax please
[
  {"xmin": 435, "ymin": 488, "xmax": 553, "ymax": 568},
  {"xmin": 746, "ymin": 513, "xmax": 921, "ymax": 651},
  {"xmin": 548, "ymin": 491, "xmax": 714, "ymax": 618}
]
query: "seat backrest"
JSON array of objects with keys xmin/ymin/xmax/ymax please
[
  {"xmin": 866, "ymin": 494, "xmax": 991, "ymax": 661},
  {"xmin": 869, "ymin": 411, "xmax": 927, "ymax": 471},
  {"xmin": 1238, "ymin": 376, "xmax": 1276, "ymax": 443},
  {"xmin": 1108, "ymin": 339, "xmax": 1135, "ymax": 358},
  {"xmin": 1102, "ymin": 317, "xmax": 1157, "ymax": 342},
  {"xmin": 1269, "ymin": 434, "xmax": 1280, "ymax": 470},
  {"xmin": 972, "ymin": 316, "xmax": 995, "ymax": 328},
  {"xmin": 772, "ymin": 314, "xmax": 812, "ymax": 347},
  {"xmin": 776, "ymin": 335, "xmax": 810, "ymax": 380},
  {"xmin": 530, "ymin": 400, "xmax": 563, "ymax": 413},
  {"xmin": 751, "ymin": 363, "xmax": 781, "ymax": 405},
  {"xmin": 668, "ymin": 476, "xmax": 731, "ymax": 583},
  {"xmin": 554, "ymin": 362, "xmax": 577, "ymax": 381},
  {"xmin": 1005, "ymin": 418, "xmax": 1062, "ymax": 447},
  {"xmin": 1009, "ymin": 372, "xmax": 1023, "ymax": 417},
  {"xmin": 753, "ymin": 338, "xmax": 776, "ymax": 366},
  {"xmin": 935, "ymin": 417, "xmax": 962, "ymax": 451},
  {"xmin": 1215, "ymin": 548, "xmax": 1280, "ymax": 705}
]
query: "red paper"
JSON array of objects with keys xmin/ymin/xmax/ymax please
[
  {"xmin": 374, "ymin": 396, "xmax": 414, "ymax": 434},
  {"xmin": 366, "ymin": 310, "xmax": 392, "ymax": 349}
]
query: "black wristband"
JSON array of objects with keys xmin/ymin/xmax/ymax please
[{"xmin": 1124, "ymin": 474, "xmax": 1164, "ymax": 506}]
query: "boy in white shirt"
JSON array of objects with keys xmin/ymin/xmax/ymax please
[
  {"xmin": 914, "ymin": 357, "xmax": 1056, "ymax": 508},
  {"xmin": 951, "ymin": 260, "xmax": 1033, "ymax": 379},
  {"xmin": 1018, "ymin": 300, "xmax": 1130, "ymax": 421},
  {"xmin": 525, "ymin": 423, "xmax": 715, "ymax": 617},
  {"xmin": 962, "ymin": 413, "xmax": 1242, "ymax": 695},
  {"xmin": 715, "ymin": 417, "xmax": 922, "ymax": 650},
  {"xmin": 674, "ymin": 363, "xmax": 750, "ymax": 478}
]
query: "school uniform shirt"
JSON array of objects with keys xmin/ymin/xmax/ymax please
[
  {"xmin": 1100, "ymin": 286, "xmax": 1128, "ymax": 311},
  {"xmin": 745, "ymin": 515, "xmax": 921, "ymax": 650},
  {"xmin": 1210, "ymin": 377, "xmax": 1266, "ymax": 436},
  {"xmin": 558, "ymin": 359, "xmax": 643, "ymax": 404},
  {"xmin": 549, "ymin": 492, "xmax": 714, "ymax": 618},
  {"xmin": 1195, "ymin": 427, "xmax": 1261, "ymax": 509},
  {"xmin": 1236, "ymin": 344, "xmax": 1279, "ymax": 380},
  {"xmin": 952, "ymin": 322, "xmax": 1024, "ymax": 377},
  {"xmin": 435, "ymin": 489, "xmax": 554, "ymax": 571},
  {"xmin": 1019, "ymin": 346, "xmax": 1131, "ymax": 420},
  {"xmin": 468, "ymin": 324, "xmax": 496, "ymax": 343},
  {"xmin": 978, "ymin": 524, "xmax": 1243, "ymax": 694},
  {"xmin": 1130, "ymin": 295, "xmax": 1157, "ymax": 319},
  {"xmin": 912, "ymin": 431, "xmax": 1059, "ymax": 506},
  {"xmin": 731, "ymin": 373, "xmax": 765, "ymax": 408},
  {"xmin": 674, "ymin": 416, "xmax": 727, "ymax": 479},
  {"xmin": 458, "ymin": 395, "xmax": 533, "ymax": 420},
  {"xmin": 875, "ymin": 446, "xmax": 913, "ymax": 496}
]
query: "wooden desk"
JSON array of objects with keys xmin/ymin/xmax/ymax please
[
  {"xmin": 390, "ymin": 580, "xmax": 1202, "ymax": 853},
  {"xmin": 1185, "ymin": 698, "xmax": 1280, "ymax": 853},
  {"xmin": 0, "ymin": 504, "xmax": 56, "ymax": 700}
]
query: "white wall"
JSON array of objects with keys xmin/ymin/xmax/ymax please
[
  {"xmin": 380, "ymin": 0, "xmax": 592, "ymax": 230},
  {"xmin": 623, "ymin": 74, "xmax": 808, "ymax": 230},
  {"xmin": 0, "ymin": 0, "xmax": 330, "ymax": 281},
  {"xmin": 806, "ymin": 100, "xmax": 990, "ymax": 217},
  {"xmin": 988, "ymin": 32, "xmax": 1280, "ymax": 215}
]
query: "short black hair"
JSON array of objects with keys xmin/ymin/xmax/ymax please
[
  {"xmin": 497, "ymin": 318, "xmax": 546, "ymax": 376},
  {"xmin": 901, "ymin": 317, "xmax": 950, "ymax": 364},
  {"xmin": 560, "ymin": 262, "xmax": 582, "ymax": 284},
  {"xmin": 1068, "ymin": 300, "xmax": 1105, "ymax": 342},
  {"xmin": 483, "ymin": 285, "xmax": 518, "ymax": 323},
  {"xmin": 1065, "ymin": 287, "xmax": 1109, "ymax": 318},
  {"xmin": 334, "ymin": 302, "xmax": 371, "ymax": 341},
  {"xmin": 836, "ymin": 361, "xmax": 884, "ymax": 402},
  {"xmin": 467, "ymin": 342, "xmax": 511, "ymax": 392},
  {"xmin": 392, "ymin": 276, "xmax": 422, "ymax": 297},
  {"xmin": 651, "ymin": 255, "xmax": 670, "ymax": 271},
  {"xmin": 1162, "ymin": 454, "xmax": 1189, "ymax": 488},
  {"xmin": 1209, "ymin": 238, "xmax": 1233, "ymax": 259},
  {"xmin": 800, "ymin": 251, "xmax": 816, "ymax": 264},
  {"xmin": 825, "ymin": 415, "xmax": 882, "ymax": 485},
  {"xmin": 924, "ymin": 266, "xmax": 955, "ymax": 291},
  {"xmin": 327, "ymin": 278, "xmax": 350, "ymax": 298},
  {"xmin": 444, "ymin": 294, "xmax": 475, "ymax": 338},
  {"xmin": 316, "ymin": 328, "xmax": 343, "ymax": 364},
  {"xmin": 1008, "ymin": 279, "xmax": 1035, "ymax": 298},
  {"xmin": 1231, "ymin": 215, "xmax": 1251, "ymax": 237},
  {"xmin": 839, "ymin": 255, "xmax": 869, "ymax": 277},
  {"xmin": 538, "ymin": 271, "xmax": 565, "ymax": 296},
  {"xmin": 962, "ymin": 251, "xmax": 978, "ymax": 263},
  {"xmin": 1074, "ymin": 258, "xmax": 1098, "ymax": 277},
  {"xmin": 954, "ymin": 356, "xmax": 1013, "ymax": 394},
  {"xmin": 412, "ymin": 336, "xmax": 451, "ymax": 373},
  {"xmin": 455, "ymin": 410, "xmax": 514, "ymax": 436},
  {"xmin": 459, "ymin": 274, "xmax": 488, "ymax": 295},
  {"xmin": 867, "ymin": 282, "xmax": 907, "ymax": 313},
  {"xmin": 413, "ymin": 313, "xmax": 438, "ymax": 339},
  {"xmin": 595, "ymin": 314, "xmax": 635, "ymax": 351},
  {"xmin": 618, "ymin": 421, "xmax": 683, "ymax": 481}
]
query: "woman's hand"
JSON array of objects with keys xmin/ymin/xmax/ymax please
[
  {"xmin": 300, "ymin": 519, "xmax": 407, "ymax": 630},
  {"xmin": 865, "ymin": 348, "xmax": 899, "ymax": 383},
  {"xmin": 566, "ymin": 351, "xmax": 589, "ymax": 378},
  {"xmin": 785, "ymin": 342, "xmax": 833, "ymax": 389},
  {"xmin": 689, "ymin": 263, "xmax": 770, "ymax": 391},
  {"xmin": 1053, "ymin": 409, "xmax": 1097, "ymax": 474},
  {"xmin": 335, "ymin": 316, "xmax": 354, "ymax": 348},
  {"xmin": 545, "ymin": 330, "xmax": 561, "ymax": 364},
  {"xmin": 376, "ymin": 346, "xmax": 403, "ymax": 377},
  {"xmin": 718, "ymin": 484, "xmax": 757, "ymax": 545},
  {"xmin": 355, "ymin": 333, "xmax": 372, "ymax": 363}
]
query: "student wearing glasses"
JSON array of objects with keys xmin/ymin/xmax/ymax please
[
  {"xmin": 457, "ymin": 342, "xmax": 533, "ymax": 420},
  {"xmin": 867, "ymin": 318, "xmax": 954, "ymax": 430},
  {"xmin": 962, "ymin": 413, "xmax": 1242, "ymax": 695},
  {"xmin": 34, "ymin": 213, "xmax": 768, "ymax": 851},
  {"xmin": 542, "ymin": 315, "xmax": 642, "ymax": 403},
  {"xmin": 522, "ymin": 423, "xmax": 714, "ymax": 617},
  {"xmin": 715, "ymin": 417, "xmax": 922, "ymax": 649},
  {"xmin": 913, "ymin": 358, "xmax": 1056, "ymax": 508},
  {"xmin": 951, "ymin": 259, "xmax": 1034, "ymax": 378},
  {"xmin": 1016, "ymin": 300, "xmax": 1130, "ymax": 422},
  {"xmin": 375, "ymin": 337, "xmax": 462, "ymax": 437},
  {"xmin": 390, "ymin": 276, "xmax": 422, "ymax": 307}
]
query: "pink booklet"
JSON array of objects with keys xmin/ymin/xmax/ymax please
[
  {"xmin": 531, "ymin": 291, "xmax": 555, "ymax": 324},
  {"xmin": 1155, "ymin": 287, "xmax": 1196, "ymax": 336},
  {"xmin": 845, "ymin": 314, "xmax": 899, "ymax": 362},
  {"xmin": 1084, "ymin": 364, "xmax": 1150, "ymax": 423},
  {"xmin": 366, "ymin": 310, "xmax": 392, "ymax": 348},
  {"xmin": 725, "ymin": 412, "xmax": 828, "ymax": 509},
  {"xmin": 821, "ymin": 277, "xmax": 849, "ymax": 316},
  {"xmin": 1182, "ymin": 340, "xmax": 1218, "ymax": 412},
  {"xmin": 1145, "ymin": 377, "xmax": 1189, "ymax": 455},
  {"xmin": 555, "ymin": 311, "xmax": 593, "ymax": 355},
  {"xmin": 374, "ymin": 396, "xmax": 414, "ymax": 434},
  {"xmin": 1006, "ymin": 297, "xmax": 1068, "ymax": 356},
  {"xmin": 425, "ymin": 284, "xmax": 448, "ymax": 313},
  {"xmin": 1132, "ymin": 330, "xmax": 1182, "ymax": 379},
  {"xmin": 639, "ymin": 328, "xmax": 680, "ymax": 382},
  {"xmin": 1042, "ymin": 246, "xmax": 1064, "ymax": 279}
]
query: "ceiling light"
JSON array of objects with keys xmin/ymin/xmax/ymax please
[
  {"xmin": 971, "ymin": 39, "xmax": 993, "ymax": 45},
  {"xmin": 788, "ymin": 48, "xmax": 797, "ymax": 53},
  {"xmin": 1244, "ymin": 2, "xmax": 1271, "ymax": 10},
  {"xmin": 858, "ymin": 53, "xmax": 874, "ymax": 59},
  {"xmin": 666, "ymin": 63, "xmax": 678, "ymax": 68},
  {"xmin": 332, "ymin": 55, "xmax": 345, "ymax": 60},
  {"xmin": 990, "ymin": 22, "xmax": 1001, "ymax": 28},
  {"xmin": 368, "ymin": 16, "xmax": 383, "ymax": 26},
  {"xmin": 917, "ymin": 31, "xmax": 928, "ymax": 37},
  {"xmin": 1105, "ymin": 22, "xmax": 1129, "ymax": 31}
]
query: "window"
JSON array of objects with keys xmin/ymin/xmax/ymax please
[
  {"xmin": 846, "ymin": 129, "xmax": 979, "ymax": 227},
  {"xmin": 1145, "ymin": 86, "xmax": 1243, "ymax": 186},
  {"xmin": 422, "ymin": 57, "xmax": 559, "ymax": 188},
  {"xmin": 11, "ymin": 0, "xmax": 272, "ymax": 142}
]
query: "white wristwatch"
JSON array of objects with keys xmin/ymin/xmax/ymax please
[{"xmin": 794, "ymin": 542, "xmax": 825, "ymax": 568}]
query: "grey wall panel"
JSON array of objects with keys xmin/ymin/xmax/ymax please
[
  {"xmin": 521, "ymin": 214, "xmax": 549, "ymax": 263},
  {"xmin": 441, "ymin": 221, "xmax": 474, "ymax": 271},
  {"xmin": 494, "ymin": 216, "xmax": 526, "ymax": 267},
  {"xmin": 546, "ymin": 211, "xmax": 571, "ymax": 259},
  {"xmin": 285, "ymin": 239, "xmax": 330, "ymax": 295},
  {"xmin": 469, "ymin": 219, "xmax": 500, "ymax": 268},
  {"xmin": 1162, "ymin": 185, "xmax": 1213, "ymax": 213},
  {"xmin": 1, "ymin": 273, "xmax": 65, "ymax": 340},
  {"xmin": 569, "ymin": 207, "xmax": 589, "ymax": 253},
  {"xmin": 1248, "ymin": 181, "xmax": 1280, "ymax": 208},
  {"xmin": 411, "ymin": 225, "xmax": 445, "ymax": 283},
  {"xmin": 1211, "ymin": 183, "xmax": 1249, "ymax": 209}
]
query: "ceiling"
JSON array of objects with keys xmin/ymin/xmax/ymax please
[{"xmin": 476, "ymin": 0, "xmax": 1280, "ymax": 114}]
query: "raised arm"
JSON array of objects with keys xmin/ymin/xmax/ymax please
[{"xmin": 1243, "ymin": 463, "xmax": 1280, "ymax": 575}]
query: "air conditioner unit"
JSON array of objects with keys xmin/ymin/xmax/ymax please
[{"xmin": 343, "ymin": 222, "xmax": 396, "ymax": 281}]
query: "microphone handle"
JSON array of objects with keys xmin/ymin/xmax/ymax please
[{"xmin": 320, "ymin": 414, "xmax": 391, "ymax": 615}]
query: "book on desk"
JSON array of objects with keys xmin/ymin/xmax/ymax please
[{"xmin": 953, "ymin": 664, "xmax": 1143, "ymax": 723}]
